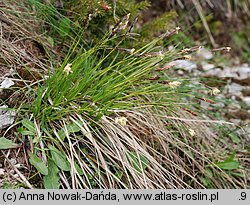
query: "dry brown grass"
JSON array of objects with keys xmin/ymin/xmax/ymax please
[
  {"xmin": 40, "ymin": 108, "xmax": 248, "ymax": 188},
  {"xmin": 0, "ymin": 0, "xmax": 53, "ymax": 77}
]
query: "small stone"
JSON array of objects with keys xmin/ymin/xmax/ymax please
[
  {"xmin": 201, "ymin": 62, "xmax": 215, "ymax": 71},
  {"xmin": 168, "ymin": 60, "xmax": 197, "ymax": 72},
  {"xmin": 203, "ymin": 68, "xmax": 222, "ymax": 77},
  {"xmin": 168, "ymin": 45, "xmax": 174, "ymax": 51},
  {"xmin": 0, "ymin": 78, "xmax": 15, "ymax": 89},
  {"xmin": 219, "ymin": 67, "xmax": 237, "ymax": 78},
  {"xmin": 196, "ymin": 48, "xmax": 213, "ymax": 60},
  {"xmin": 177, "ymin": 70, "xmax": 184, "ymax": 75},
  {"xmin": 242, "ymin": 97, "xmax": 250, "ymax": 106},
  {"xmin": 225, "ymin": 83, "xmax": 244, "ymax": 97},
  {"xmin": 234, "ymin": 66, "xmax": 250, "ymax": 80},
  {"xmin": 0, "ymin": 105, "xmax": 16, "ymax": 130}
]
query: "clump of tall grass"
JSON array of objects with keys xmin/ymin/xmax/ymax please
[{"xmin": 17, "ymin": 31, "xmax": 248, "ymax": 188}]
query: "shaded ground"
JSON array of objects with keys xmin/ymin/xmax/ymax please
[{"xmin": 141, "ymin": 0, "xmax": 250, "ymax": 61}]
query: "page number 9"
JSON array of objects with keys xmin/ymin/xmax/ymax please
[{"xmin": 240, "ymin": 192, "xmax": 246, "ymax": 200}]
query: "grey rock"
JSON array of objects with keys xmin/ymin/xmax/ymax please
[
  {"xmin": 196, "ymin": 48, "xmax": 213, "ymax": 60},
  {"xmin": 201, "ymin": 62, "xmax": 215, "ymax": 71},
  {"xmin": 177, "ymin": 70, "xmax": 184, "ymax": 75},
  {"xmin": 202, "ymin": 65, "xmax": 250, "ymax": 80},
  {"xmin": 225, "ymin": 83, "xmax": 244, "ymax": 97},
  {"xmin": 168, "ymin": 60, "xmax": 197, "ymax": 72},
  {"xmin": 220, "ymin": 67, "xmax": 237, "ymax": 78},
  {"xmin": 0, "ymin": 78, "xmax": 15, "ymax": 89},
  {"xmin": 242, "ymin": 97, "xmax": 250, "ymax": 107},
  {"xmin": 0, "ymin": 105, "xmax": 16, "ymax": 130},
  {"xmin": 203, "ymin": 68, "xmax": 222, "ymax": 77},
  {"xmin": 229, "ymin": 66, "xmax": 250, "ymax": 80}
]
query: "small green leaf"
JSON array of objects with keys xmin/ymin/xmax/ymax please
[
  {"xmin": 44, "ymin": 159, "xmax": 60, "ymax": 189},
  {"xmin": 22, "ymin": 119, "xmax": 35, "ymax": 133},
  {"xmin": 126, "ymin": 152, "xmax": 149, "ymax": 174},
  {"xmin": 29, "ymin": 153, "xmax": 48, "ymax": 175},
  {"xmin": 216, "ymin": 152, "xmax": 239, "ymax": 170},
  {"xmin": 48, "ymin": 144, "xmax": 70, "ymax": 171},
  {"xmin": 0, "ymin": 137, "xmax": 18, "ymax": 149},
  {"xmin": 216, "ymin": 161, "xmax": 239, "ymax": 170}
]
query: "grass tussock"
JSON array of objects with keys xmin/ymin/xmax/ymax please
[{"xmin": 0, "ymin": 0, "xmax": 249, "ymax": 189}]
